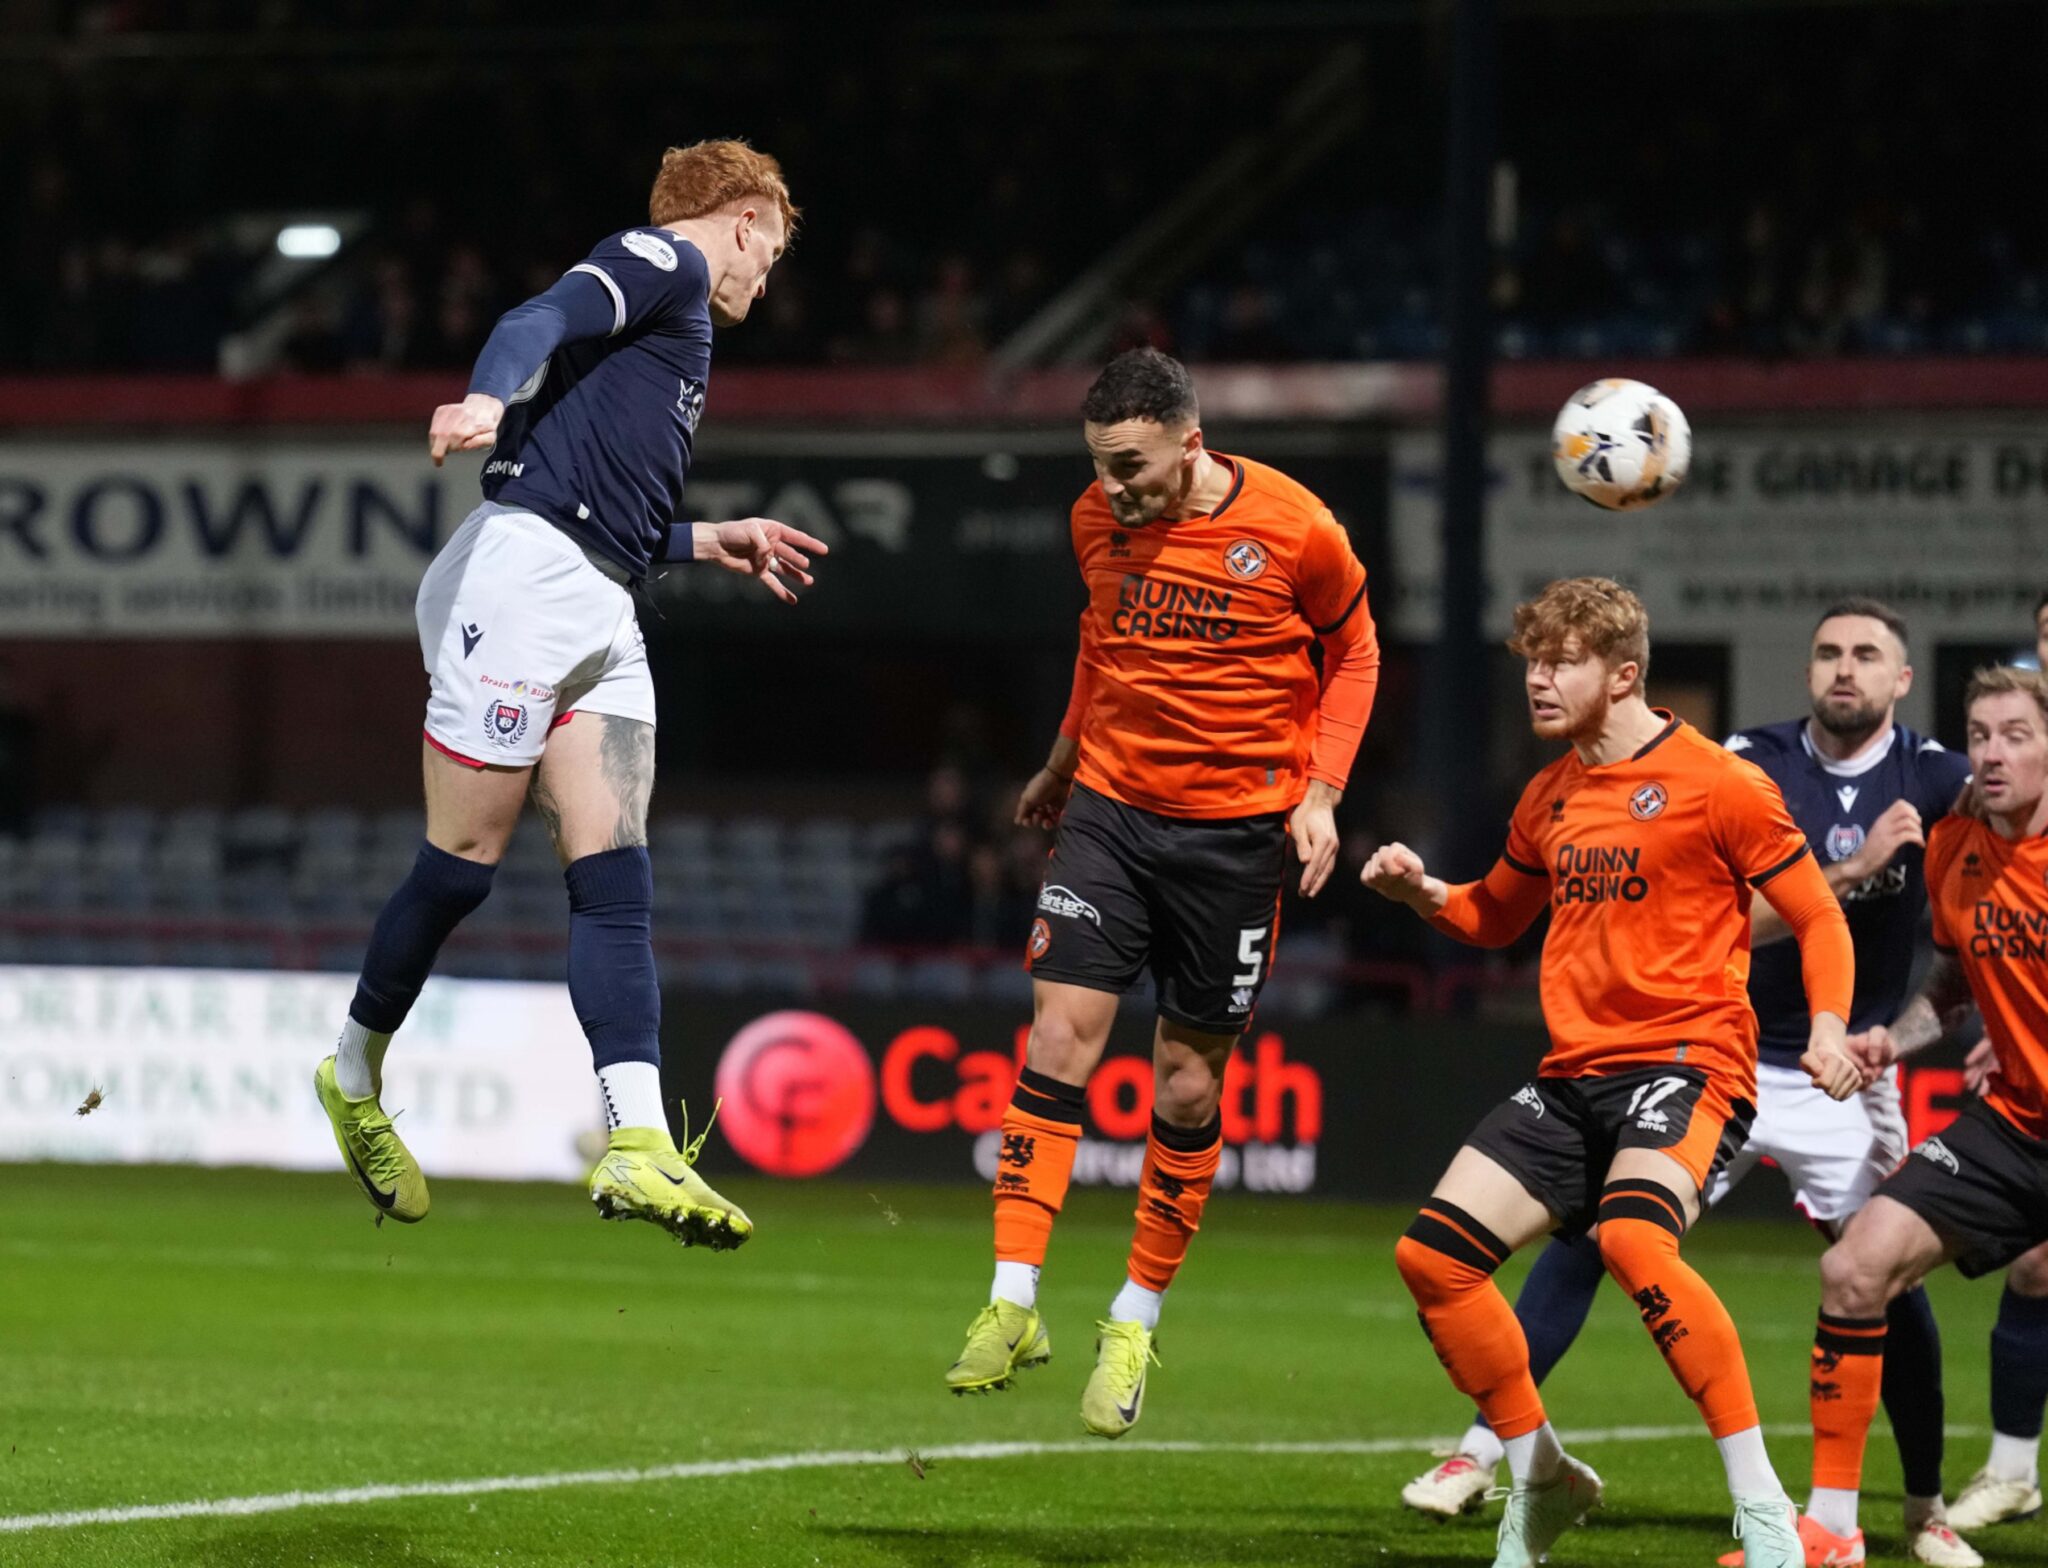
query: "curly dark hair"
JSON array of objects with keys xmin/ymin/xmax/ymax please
[{"xmin": 1081, "ymin": 348, "xmax": 1198, "ymax": 426}]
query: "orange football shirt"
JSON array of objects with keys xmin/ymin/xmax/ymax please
[
  {"xmin": 1926, "ymin": 816, "xmax": 2048, "ymax": 1140},
  {"xmin": 1062, "ymin": 453, "xmax": 1376, "ymax": 819},
  {"xmin": 1497, "ymin": 716, "xmax": 1814, "ymax": 1093}
]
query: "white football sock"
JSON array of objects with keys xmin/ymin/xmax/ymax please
[
  {"xmin": 1989, "ymin": 1429, "xmax": 2041, "ymax": 1483},
  {"xmin": 1806, "ymin": 1485, "xmax": 1860, "ymax": 1535},
  {"xmin": 1108, "ymin": 1278, "xmax": 1164, "ymax": 1331},
  {"xmin": 1461, "ymin": 1419, "xmax": 1506, "ymax": 1471},
  {"xmin": 1503, "ymin": 1422, "xmax": 1564, "ymax": 1485},
  {"xmin": 334, "ymin": 1017, "xmax": 391, "ymax": 1100},
  {"xmin": 991, "ymin": 1261, "xmax": 1039, "ymax": 1310},
  {"xmin": 1717, "ymin": 1425, "xmax": 1786, "ymax": 1502},
  {"xmin": 596, "ymin": 1062, "xmax": 667, "ymax": 1134}
]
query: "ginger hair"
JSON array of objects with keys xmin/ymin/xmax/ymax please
[
  {"xmin": 1508, "ymin": 576, "xmax": 1651, "ymax": 686},
  {"xmin": 648, "ymin": 139, "xmax": 799, "ymax": 241}
]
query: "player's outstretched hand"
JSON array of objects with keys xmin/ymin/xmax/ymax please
[
  {"xmin": 1292, "ymin": 783, "xmax": 1341, "ymax": 897},
  {"xmin": 1016, "ymin": 768, "xmax": 1073, "ymax": 830},
  {"xmin": 1361, "ymin": 842, "xmax": 1429, "ymax": 905},
  {"xmin": 696, "ymin": 518, "xmax": 829, "ymax": 605},
  {"xmin": 1842, "ymin": 798, "xmax": 1925, "ymax": 881},
  {"xmin": 427, "ymin": 393, "xmax": 505, "ymax": 467},
  {"xmin": 1964, "ymin": 1035, "xmax": 2000, "ymax": 1095},
  {"xmin": 1843, "ymin": 1024, "xmax": 1898, "ymax": 1088}
]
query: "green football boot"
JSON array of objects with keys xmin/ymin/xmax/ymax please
[
  {"xmin": 1080, "ymin": 1319, "xmax": 1159, "ymax": 1438},
  {"xmin": 945, "ymin": 1299, "xmax": 1051, "ymax": 1394},
  {"xmin": 314, "ymin": 1055, "xmax": 429, "ymax": 1223},
  {"xmin": 588, "ymin": 1106, "xmax": 753, "ymax": 1251}
]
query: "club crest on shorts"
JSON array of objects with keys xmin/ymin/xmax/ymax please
[
  {"xmin": 1511, "ymin": 1084, "xmax": 1545, "ymax": 1118},
  {"xmin": 1026, "ymin": 918, "xmax": 1051, "ymax": 963},
  {"xmin": 1916, "ymin": 1136, "xmax": 1959, "ymax": 1174},
  {"xmin": 484, "ymin": 701, "xmax": 530, "ymax": 747},
  {"xmin": 1223, "ymin": 539, "xmax": 1268, "ymax": 581},
  {"xmin": 1826, "ymin": 822, "xmax": 1866, "ymax": 862},
  {"xmin": 1628, "ymin": 782, "xmax": 1668, "ymax": 821}
]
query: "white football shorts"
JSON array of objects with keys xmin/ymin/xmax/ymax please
[
  {"xmin": 1704, "ymin": 1060, "xmax": 1910, "ymax": 1226},
  {"xmin": 415, "ymin": 502, "xmax": 655, "ymax": 768}
]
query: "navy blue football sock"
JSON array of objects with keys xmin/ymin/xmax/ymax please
[
  {"xmin": 1881, "ymin": 1284, "xmax": 1946, "ymax": 1497},
  {"xmin": 1991, "ymin": 1285, "xmax": 2048, "ymax": 1441},
  {"xmin": 1473, "ymin": 1229, "xmax": 1607, "ymax": 1432},
  {"xmin": 565, "ymin": 846, "xmax": 660, "ymax": 1070},
  {"xmin": 349, "ymin": 842, "xmax": 496, "ymax": 1033}
]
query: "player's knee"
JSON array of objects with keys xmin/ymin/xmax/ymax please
[
  {"xmin": 1594, "ymin": 1181, "xmax": 1687, "ymax": 1277},
  {"xmin": 1152, "ymin": 1059, "xmax": 1223, "ymax": 1127},
  {"xmin": 1818, "ymin": 1236, "xmax": 1892, "ymax": 1318},
  {"xmin": 1394, "ymin": 1232, "xmax": 1450, "ymax": 1302},
  {"xmin": 2009, "ymin": 1245, "xmax": 2048, "ymax": 1298},
  {"xmin": 1396, "ymin": 1206, "xmax": 1502, "ymax": 1304},
  {"xmin": 1024, "ymin": 1014, "xmax": 1095, "ymax": 1083}
]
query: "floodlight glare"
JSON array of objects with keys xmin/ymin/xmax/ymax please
[{"xmin": 276, "ymin": 224, "xmax": 342, "ymax": 259}]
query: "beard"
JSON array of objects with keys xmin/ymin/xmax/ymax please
[{"xmin": 1812, "ymin": 691, "xmax": 1887, "ymax": 738}]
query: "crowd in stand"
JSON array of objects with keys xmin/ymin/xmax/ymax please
[{"xmin": 2, "ymin": 4, "xmax": 2040, "ymax": 372}]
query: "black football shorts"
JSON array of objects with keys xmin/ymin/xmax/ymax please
[
  {"xmin": 1025, "ymin": 782, "xmax": 1288, "ymax": 1034},
  {"xmin": 1878, "ymin": 1097, "xmax": 2048, "ymax": 1278},
  {"xmin": 1463, "ymin": 1065, "xmax": 1757, "ymax": 1233}
]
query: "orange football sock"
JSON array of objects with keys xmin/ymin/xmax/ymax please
[
  {"xmin": 1395, "ymin": 1200, "xmax": 1547, "ymax": 1440},
  {"xmin": 1127, "ymin": 1114, "xmax": 1223, "ymax": 1292},
  {"xmin": 1810, "ymin": 1312, "xmax": 1888, "ymax": 1490},
  {"xmin": 1597, "ymin": 1181, "xmax": 1759, "ymax": 1438},
  {"xmin": 992, "ymin": 1066, "xmax": 1084, "ymax": 1267}
]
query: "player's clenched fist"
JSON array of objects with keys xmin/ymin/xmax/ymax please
[
  {"xmin": 1362, "ymin": 842, "xmax": 1431, "ymax": 904},
  {"xmin": 427, "ymin": 393, "xmax": 506, "ymax": 467},
  {"xmin": 1842, "ymin": 798, "xmax": 1925, "ymax": 882},
  {"xmin": 1803, "ymin": 1042, "xmax": 1863, "ymax": 1101},
  {"xmin": 1016, "ymin": 767, "xmax": 1074, "ymax": 830}
]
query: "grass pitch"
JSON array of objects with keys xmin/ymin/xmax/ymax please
[{"xmin": 0, "ymin": 1163, "xmax": 2034, "ymax": 1567}]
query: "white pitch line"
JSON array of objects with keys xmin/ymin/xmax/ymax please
[{"xmin": 0, "ymin": 1422, "xmax": 1844, "ymax": 1535}]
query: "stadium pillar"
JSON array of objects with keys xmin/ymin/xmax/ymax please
[{"xmin": 1426, "ymin": 0, "xmax": 1499, "ymax": 893}]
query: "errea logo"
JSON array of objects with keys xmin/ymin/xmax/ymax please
[{"xmin": 623, "ymin": 231, "xmax": 679, "ymax": 272}]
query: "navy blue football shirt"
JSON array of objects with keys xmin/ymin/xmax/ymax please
[
  {"xmin": 1727, "ymin": 718, "xmax": 1972, "ymax": 1066},
  {"xmin": 468, "ymin": 228, "xmax": 712, "ymax": 577}
]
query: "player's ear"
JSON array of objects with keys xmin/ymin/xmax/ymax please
[{"xmin": 1895, "ymin": 663, "xmax": 1914, "ymax": 700}]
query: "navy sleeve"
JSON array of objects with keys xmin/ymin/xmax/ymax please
[
  {"xmin": 564, "ymin": 230, "xmax": 708, "ymax": 339},
  {"xmin": 653, "ymin": 521, "xmax": 696, "ymax": 565},
  {"xmin": 466, "ymin": 270, "xmax": 619, "ymax": 402}
]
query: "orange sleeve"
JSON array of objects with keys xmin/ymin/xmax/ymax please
[
  {"xmin": 1429, "ymin": 856, "xmax": 1552, "ymax": 949},
  {"xmin": 1057, "ymin": 609, "xmax": 1096, "ymax": 742},
  {"xmin": 1923, "ymin": 822, "xmax": 1962, "ymax": 951},
  {"xmin": 1308, "ymin": 594, "xmax": 1380, "ymax": 790},
  {"xmin": 1298, "ymin": 508, "xmax": 1378, "ymax": 790},
  {"xmin": 1709, "ymin": 761, "xmax": 1812, "ymax": 887},
  {"xmin": 1756, "ymin": 850, "xmax": 1855, "ymax": 1021},
  {"xmin": 1296, "ymin": 507, "xmax": 1370, "ymax": 631}
]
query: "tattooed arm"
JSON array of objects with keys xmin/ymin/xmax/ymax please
[{"xmin": 1845, "ymin": 950, "xmax": 1975, "ymax": 1083}]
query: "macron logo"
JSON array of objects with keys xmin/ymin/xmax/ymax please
[{"xmin": 461, "ymin": 623, "xmax": 484, "ymax": 659}]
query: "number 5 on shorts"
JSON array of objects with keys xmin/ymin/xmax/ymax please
[{"xmin": 1231, "ymin": 926, "xmax": 1270, "ymax": 987}]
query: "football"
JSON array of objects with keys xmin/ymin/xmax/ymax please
[{"xmin": 1551, "ymin": 378, "xmax": 1692, "ymax": 510}]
